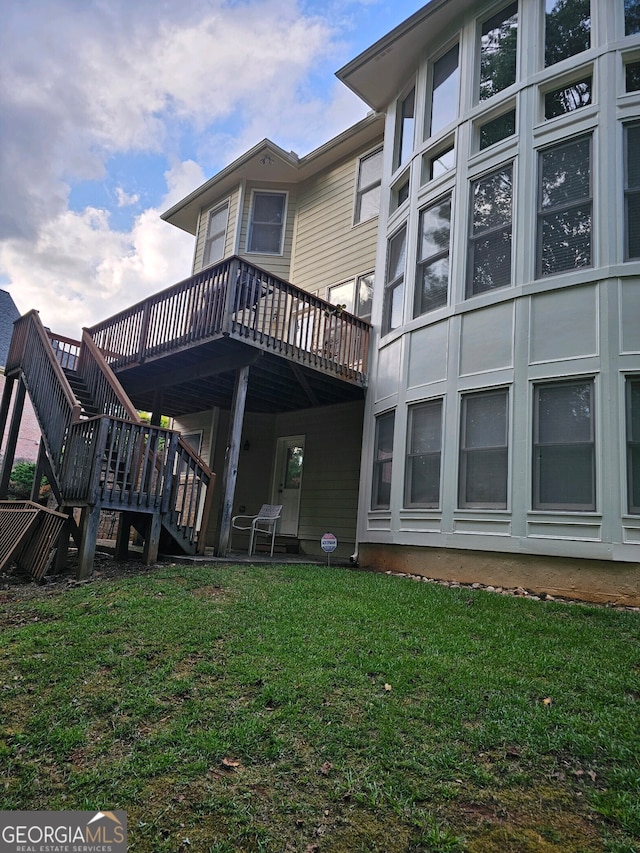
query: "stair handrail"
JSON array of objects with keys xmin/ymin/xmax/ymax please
[{"xmin": 78, "ymin": 329, "xmax": 142, "ymax": 423}]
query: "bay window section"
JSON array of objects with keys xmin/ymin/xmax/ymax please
[
  {"xmin": 372, "ymin": 411, "xmax": 395, "ymax": 510},
  {"xmin": 204, "ymin": 201, "xmax": 229, "ymax": 266},
  {"xmin": 383, "ymin": 226, "xmax": 407, "ymax": 334},
  {"xmin": 247, "ymin": 191, "xmax": 286, "ymax": 254},
  {"xmin": 624, "ymin": 123, "xmax": 640, "ymax": 260},
  {"xmin": 405, "ymin": 400, "xmax": 443, "ymax": 508},
  {"xmin": 467, "ymin": 165, "xmax": 513, "ymax": 296},
  {"xmin": 415, "ymin": 195, "xmax": 451, "ymax": 316},
  {"xmin": 545, "ymin": 0, "xmax": 590, "ymax": 68},
  {"xmin": 430, "ymin": 44, "xmax": 459, "ymax": 138},
  {"xmin": 537, "ymin": 135, "xmax": 591, "ymax": 277},
  {"xmin": 533, "ymin": 380, "xmax": 595, "ymax": 511},
  {"xmin": 459, "ymin": 389, "xmax": 509, "ymax": 509},
  {"xmin": 479, "ymin": 2, "xmax": 518, "ymax": 101},
  {"xmin": 627, "ymin": 378, "xmax": 640, "ymax": 514}
]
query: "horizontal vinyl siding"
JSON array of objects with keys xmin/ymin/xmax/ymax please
[
  {"xmin": 290, "ymin": 140, "xmax": 382, "ymax": 296},
  {"xmin": 172, "ymin": 411, "xmax": 215, "ymax": 466},
  {"xmin": 193, "ymin": 189, "xmax": 240, "ymax": 274},
  {"xmin": 238, "ymin": 183, "xmax": 296, "ymax": 281}
]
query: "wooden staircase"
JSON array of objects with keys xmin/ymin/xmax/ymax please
[{"xmin": 0, "ymin": 311, "xmax": 215, "ymax": 579}]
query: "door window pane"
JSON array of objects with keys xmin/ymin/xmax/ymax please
[{"xmin": 534, "ymin": 380, "xmax": 595, "ymax": 510}]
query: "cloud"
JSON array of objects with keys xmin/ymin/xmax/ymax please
[{"xmin": 0, "ymin": 0, "xmax": 374, "ymax": 337}]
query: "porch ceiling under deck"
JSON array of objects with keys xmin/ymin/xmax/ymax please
[{"xmin": 113, "ymin": 337, "xmax": 366, "ymax": 417}]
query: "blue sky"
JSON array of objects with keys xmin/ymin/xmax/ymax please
[{"xmin": 0, "ymin": 0, "xmax": 424, "ymax": 335}]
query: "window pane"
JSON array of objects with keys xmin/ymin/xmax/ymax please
[
  {"xmin": 537, "ymin": 382, "xmax": 592, "ymax": 443},
  {"xmin": 406, "ymin": 402, "xmax": 442, "ymax": 507},
  {"xmin": 328, "ymin": 280, "xmax": 355, "ymax": 314},
  {"xmin": 626, "ymin": 124, "xmax": 640, "ymax": 189},
  {"xmin": 630, "ymin": 381, "xmax": 640, "ymax": 441},
  {"xmin": 373, "ymin": 412, "xmax": 395, "ymax": 509},
  {"xmin": 356, "ymin": 148, "xmax": 383, "ymax": 223},
  {"xmin": 431, "ymin": 44, "xmax": 459, "ymax": 136},
  {"xmin": 470, "ymin": 228, "xmax": 512, "ymax": 294},
  {"xmin": 540, "ymin": 207, "xmax": 591, "ymax": 274},
  {"xmin": 358, "ymin": 185, "xmax": 381, "ymax": 222},
  {"xmin": 387, "ymin": 228, "xmax": 407, "ymax": 283},
  {"xmin": 540, "ymin": 138, "xmax": 590, "ymax": 209},
  {"xmin": 544, "ymin": 77, "xmax": 592, "ymax": 119},
  {"xmin": 537, "ymin": 445, "xmax": 594, "ymax": 506},
  {"xmin": 545, "ymin": 0, "xmax": 590, "ymax": 67},
  {"xmin": 418, "ymin": 258, "xmax": 449, "ymax": 314},
  {"xmin": 463, "ymin": 448, "xmax": 508, "ymax": 505},
  {"xmin": 631, "ymin": 446, "xmax": 640, "ymax": 511},
  {"xmin": 464, "ymin": 392, "xmax": 507, "ymax": 447},
  {"xmin": 253, "ymin": 193, "xmax": 284, "ymax": 224},
  {"xmin": 628, "ymin": 380, "xmax": 640, "ymax": 513},
  {"xmin": 429, "ymin": 145, "xmax": 455, "ymax": 180},
  {"xmin": 419, "ymin": 198, "xmax": 451, "ymax": 260},
  {"xmin": 480, "ymin": 1, "xmax": 518, "ymax": 101},
  {"xmin": 472, "ymin": 168, "xmax": 513, "ymax": 232},
  {"xmin": 628, "ymin": 194, "xmax": 640, "ymax": 259},
  {"xmin": 409, "ymin": 456, "xmax": 441, "ymax": 505},
  {"xmin": 248, "ymin": 193, "xmax": 285, "ymax": 253},
  {"xmin": 397, "ymin": 88, "xmax": 415, "ymax": 168},
  {"xmin": 359, "ymin": 149, "xmax": 383, "ymax": 188},
  {"xmin": 460, "ymin": 390, "xmax": 508, "ymax": 508},
  {"xmin": 626, "ymin": 61, "xmax": 640, "ymax": 93},
  {"xmin": 479, "ymin": 109, "xmax": 516, "ymax": 150},
  {"xmin": 357, "ymin": 274, "xmax": 374, "ymax": 321},
  {"xmin": 626, "ymin": 0, "xmax": 640, "ymax": 35},
  {"xmin": 411, "ymin": 403, "xmax": 442, "ymax": 452}
]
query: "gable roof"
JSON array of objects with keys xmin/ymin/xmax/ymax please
[
  {"xmin": 336, "ymin": 0, "xmax": 465, "ymax": 112},
  {"xmin": 162, "ymin": 112, "xmax": 384, "ymax": 234},
  {"xmin": 0, "ymin": 290, "xmax": 20, "ymax": 368}
]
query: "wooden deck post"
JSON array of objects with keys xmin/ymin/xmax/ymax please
[
  {"xmin": 0, "ymin": 378, "xmax": 26, "ymax": 499},
  {"xmin": 142, "ymin": 512, "xmax": 162, "ymax": 564},
  {"xmin": 76, "ymin": 504, "xmax": 101, "ymax": 579},
  {"xmin": 115, "ymin": 512, "xmax": 132, "ymax": 560},
  {"xmin": 216, "ymin": 364, "xmax": 249, "ymax": 556}
]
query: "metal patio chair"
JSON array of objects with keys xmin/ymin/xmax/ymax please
[{"xmin": 231, "ymin": 504, "xmax": 282, "ymax": 557}]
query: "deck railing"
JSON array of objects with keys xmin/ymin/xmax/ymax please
[{"xmin": 87, "ymin": 257, "xmax": 370, "ymax": 384}]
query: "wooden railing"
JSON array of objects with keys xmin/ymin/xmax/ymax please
[
  {"xmin": 6, "ymin": 312, "xmax": 81, "ymax": 480},
  {"xmin": 78, "ymin": 330, "xmax": 141, "ymax": 422},
  {"xmin": 87, "ymin": 257, "xmax": 370, "ymax": 384},
  {"xmin": 48, "ymin": 332, "xmax": 80, "ymax": 371}
]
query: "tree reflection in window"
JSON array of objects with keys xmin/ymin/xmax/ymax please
[
  {"xmin": 415, "ymin": 195, "xmax": 451, "ymax": 316},
  {"xmin": 537, "ymin": 135, "xmax": 591, "ymax": 277},
  {"xmin": 625, "ymin": 0, "xmax": 640, "ymax": 35},
  {"xmin": 545, "ymin": 0, "xmax": 590, "ymax": 68},
  {"xmin": 479, "ymin": 2, "xmax": 518, "ymax": 101},
  {"xmin": 468, "ymin": 166, "xmax": 513, "ymax": 296},
  {"xmin": 545, "ymin": 77, "xmax": 591, "ymax": 119}
]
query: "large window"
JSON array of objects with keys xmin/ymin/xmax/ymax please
[
  {"xmin": 405, "ymin": 400, "xmax": 443, "ymax": 507},
  {"xmin": 355, "ymin": 148, "xmax": 383, "ymax": 224},
  {"xmin": 625, "ymin": 0, "xmax": 640, "ymax": 35},
  {"xmin": 533, "ymin": 380, "xmax": 595, "ymax": 510},
  {"xmin": 204, "ymin": 202, "xmax": 229, "ymax": 266},
  {"xmin": 467, "ymin": 165, "xmax": 513, "ymax": 296},
  {"xmin": 459, "ymin": 389, "xmax": 509, "ymax": 509},
  {"xmin": 327, "ymin": 273, "xmax": 374, "ymax": 322},
  {"xmin": 625, "ymin": 123, "xmax": 640, "ymax": 260},
  {"xmin": 415, "ymin": 195, "xmax": 451, "ymax": 316},
  {"xmin": 537, "ymin": 135, "xmax": 591, "ymax": 277},
  {"xmin": 545, "ymin": 0, "xmax": 590, "ymax": 68},
  {"xmin": 372, "ymin": 411, "xmax": 395, "ymax": 510},
  {"xmin": 627, "ymin": 378, "xmax": 640, "ymax": 514},
  {"xmin": 430, "ymin": 45, "xmax": 459, "ymax": 137},
  {"xmin": 247, "ymin": 191, "xmax": 286, "ymax": 254},
  {"xmin": 396, "ymin": 87, "xmax": 415, "ymax": 170},
  {"xmin": 382, "ymin": 226, "xmax": 406, "ymax": 334},
  {"xmin": 479, "ymin": 2, "xmax": 518, "ymax": 101}
]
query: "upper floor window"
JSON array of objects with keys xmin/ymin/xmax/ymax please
[
  {"xmin": 430, "ymin": 44, "xmax": 459, "ymax": 137},
  {"xmin": 327, "ymin": 273, "xmax": 374, "ymax": 322},
  {"xmin": 204, "ymin": 202, "xmax": 229, "ymax": 266},
  {"xmin": 355, "ymin": 148, "xmax": 383, "ymax": 224},
  {"xmin": 625, "ymin": 60, "xmax": 640, "ymax": 92},
  {"xmin": 626, "ymin": 377, "xmax": 640, "ymax": 514},
  {"xmin": 382, "ymin": 226, "xmax": 407, "ymax": 334},
  {"xmin": 479, "ymin": 108, "xmax": 516, "ymax": 150},
  {"xmin": 459, "ymin": 389, "xmax": 509, "ymax": 509},
  {"xmin": 545, "ymin": 0, "xmax": 590, "ymax": 68},
  {"xmin": 544, "ymin": 76, "xmax": 592, "ymax": 119},
  {"xmin": 415, "ymin": 194, "xmax": 451, "ymax": 316},
  {"xmin": 396, "ymin": 87, "xmax": 415, "ymax": 170},
  {"xmin": 405, "ymin": 400, "xmax": 443, "ymax": 508},
  {"xmin": 425, "ymin": 143, "xmax": 455, "ymax": 182},
  {"xmin": 479, "ymin": 2, "xmax": 518, "ymax": 101},
  {"xmin": 625, "ymin": 0, "xmax": 640, "ymax": 35},
  {"xmin": 372, "ymin": 411, "xmax": 395, "ymax": 510},
  {"xmin": 467, "ymin": 165, "xmax": 513, "ymax": 296},
  {"xmin": 533, "ymin": 379, "xmax": 595, "ymax": 511},
  {"xmin": 537, "ymin": 135, "xmax": 592, "ymax": 277},
  {"xmin": 247, "ymin": 191, "xmax": 286, "ymax": 254},
  {"xmin": 624, "ymin": 123, "xmax": 640, "ymax": 259}
]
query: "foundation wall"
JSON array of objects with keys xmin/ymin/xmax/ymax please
[{"xmin": 357, "ymin": 543, "xmax": 640, "ymax": 607}]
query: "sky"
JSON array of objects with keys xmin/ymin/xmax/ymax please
[{"xmin": 0, "ymin": 0, "xmax": 425, "ymax": 337}]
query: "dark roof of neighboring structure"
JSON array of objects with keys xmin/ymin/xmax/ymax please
[{"xmin": 0, "ymin": 290, "xmax": 20, "ymax": 368}]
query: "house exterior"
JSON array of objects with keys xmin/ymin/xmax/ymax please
[
  {"xmin": 333, "ymin": 0, "xmax": 640, "ymax": 603},
  {"xmin": 155, "ymin": 114, "xmax": 385, "ymax": 558}
]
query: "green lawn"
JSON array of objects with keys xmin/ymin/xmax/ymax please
[{"xmin": 1, "ymin": 562, "xmax": 639, "ymax": 852}]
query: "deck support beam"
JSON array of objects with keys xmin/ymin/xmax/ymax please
[
  {"xmin": 77, "ymin": 504, "xmax": 101, "ymax": 579},
  {"xmin": 216, "ymin": 364, "xmax": 249, "ymax": 556},
  {"xmin": 143, "ymin": 512, "xmax": 162, "ymax": 564},
  {"xmin": 0, "ymin": 378, "xmax": 26, "ymax": 499}
]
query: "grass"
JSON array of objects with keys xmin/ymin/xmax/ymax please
[{"xmin": 1, "ymin": 562, "xmax": 639, "ymax": 852}]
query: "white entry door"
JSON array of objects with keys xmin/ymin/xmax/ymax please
[{"xmin": 272, "ymin": 435, "xmax": 304, "ymax": 536}]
